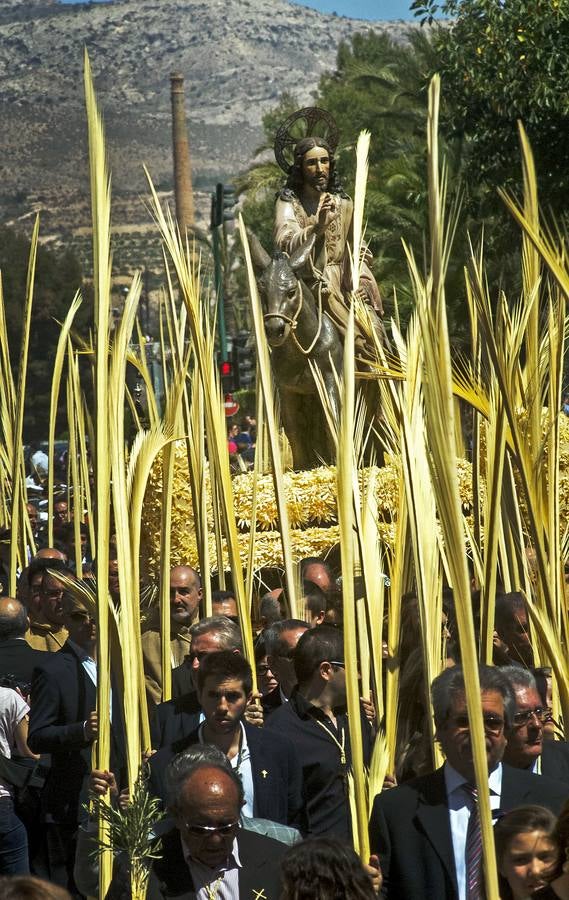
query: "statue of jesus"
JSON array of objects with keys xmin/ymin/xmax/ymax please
[{"xmin": 273, "ymin": 134, "xmax": 385, "ymax": 353}]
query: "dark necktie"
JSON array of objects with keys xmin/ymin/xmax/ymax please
[{"xmin": 463, "ymin": 783, "xmax": 483, "ymax": 899}]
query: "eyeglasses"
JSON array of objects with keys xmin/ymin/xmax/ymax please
[
  {"xmin": 329, "ymin": 660, "xmax": 345, "ymax": 670},
  {"xmin": 256, "ymin": 664, "xmax": 273, "ymax": 676},
  {"xmin": 513, "ymin": 707, "xmax": 551, "ymax": 727},
  {"xmin": 187, "ymin": 651, "xmax": 210, "ymax": 665},
  {"xmin": 446, "ymin": 714, "xmax": 505, "ymax": 735},
  {"xmin": 183, "ymin": 821, "xmax": 239, "ymax": 837}
]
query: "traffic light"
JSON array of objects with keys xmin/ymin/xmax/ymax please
[
  {"xmin": 219, "ymin": 358, "xmax": 235, "ymax": 394},
  {"xmin": 211, "ymin": 183, "xmax": 236, "ymax": 228},
  {"xmin": 232, "ymin": 331, "xmax": 256, "ymax": 390}
]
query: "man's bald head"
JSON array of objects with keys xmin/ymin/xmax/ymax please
[
  {"xmin": 0, "ymin": 596, "xmax": 28, "ymax": 641},
  {"xmin": 181, "ymin": 765, "xmax": 240, "ymax": 809},
  {"xmin": 34, "ymin": 547, "xmax": 68, "ymax": 563}
]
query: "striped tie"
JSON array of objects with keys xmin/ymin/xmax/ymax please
[{"xmin": 463, "ymin": 783, "xmax": 483, "ymax": 899}]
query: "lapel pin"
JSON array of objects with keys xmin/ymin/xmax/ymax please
[
  {"xmin": 253, "ymin": 890, "xmax": 267, "ymax": 899},
  {"xmin": 261, "ymin": 769, "xmax": 268, "ymax": 778}
]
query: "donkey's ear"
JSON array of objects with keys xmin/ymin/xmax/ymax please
[
  {"xmin": 289, "ymin": 233, "xmax": 316, "ymax": 272},
  {"xmin": 244, "ymin": 229, "xmax": 271, "ymax": 274}
]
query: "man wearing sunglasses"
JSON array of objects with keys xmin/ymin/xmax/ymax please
[
  {"xmin": 109, "ymin": 758, "xmax": 288, "ymax": 899},
  {"xmin": 266, "ymin": 624, "xmax": 373, "ymax": 840},
  {"xmin": 502, "ymin": 666, "xmax": 569, "ymax": 782},
  {"xmin": 369, "ymin": 664, "xmax": 569, "ymax": 900}
]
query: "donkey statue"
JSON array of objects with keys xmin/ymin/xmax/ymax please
[{"xmin": 248, "ymin": 232, "xmax": 343, "ymax": 471}]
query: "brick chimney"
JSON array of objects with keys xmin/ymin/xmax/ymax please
[{"xmin": 170, "ymin": 72, "xmax": 195, "ymax": 235}]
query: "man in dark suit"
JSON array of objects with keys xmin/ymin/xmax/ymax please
[
  {"xmin": 28, "ymin": 590, "xmax": 124, "ymax": 895},
  {"xmin": 110, "ymin": 758, "xmax": 287, "ymax": 899},
  {"xmin": 501, "ymin": 665, "xmax": 569, "ymax": 782},
  {"xmin": 369, "ymin": 664, "xmax": 569, "ymax": 900},
  {"xmin": 0, "ymin": 596, "xmax": 49, "ymax": 689},
  {"xmin": 149, "ymin": 651, "xmax": 304, "ymax": 828}
]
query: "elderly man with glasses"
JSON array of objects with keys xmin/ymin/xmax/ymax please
[
  {"xmin": 140, "ymin": 759, "xmax": 288, "ymax": 899},
  {"xmin": 502, "ymin": 665, "xmax": 569, "ymax": 782},
  {"xmin": 369, "ymin": 664, "xmax": 569, "ymax": 900}
]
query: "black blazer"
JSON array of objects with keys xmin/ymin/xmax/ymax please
[
  {"xmin": 261, "ymin": 686, "xmax": 283, "ymax": 719},
  {"xmin": 0, "ymin": 638, "xmax": 50, "ymax": 686},
  {"xmin": 107, "ymin": 826, "xmax": 287, "ymax": 900},
  {"xmin": 151, "ymin": 690, "xmax": 202, "ymax": 750},
  {"xmin": 28, "ymin": 641, "xmax": 125, "ymax": 825},
  {"xmin": 369, "ymin": 763, "xmax": 569, "ymax": 900},
  {"xmin": 541, "ymin": 740, "xmax": 569, "ymax": 784},
  {"xmin": 148, "ymin": 722, "xmax": 304, "ymax": 828},
  {"xmin": 171, "ymin": 661, "xmax": 194, "ymax": 699}
]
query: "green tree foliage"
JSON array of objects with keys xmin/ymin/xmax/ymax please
[
  {"xmin": 413, "ymin": 0, "xmax": 569, "ymax": 220},
  {"xmin": 0, "ymin": 225, "xmax": 90, "ymax": 440}
]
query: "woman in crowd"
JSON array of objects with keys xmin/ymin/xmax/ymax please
[
  {"xmin": 279, "ymin": 836, "xmax": 378, "ymax": 899},
  {"xmin": 533, "ymin": 801, "xmax": 569, "ymax": 898},
  {"xmin": 494, "ymin": 805, "xmax": 558, "ymax": 899}
]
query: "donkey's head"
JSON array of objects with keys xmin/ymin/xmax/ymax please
[{"xmin": 248, "ymin": 231, "xmax": 316, "ymax": 347}]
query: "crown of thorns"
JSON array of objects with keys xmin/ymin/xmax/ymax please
[{"xmin": 274, "ymin": 107, "xmax": 340, "ymax": 174}]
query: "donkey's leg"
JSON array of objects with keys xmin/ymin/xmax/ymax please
[{"xmin": 280, "ymin": 391, "xmax": 314, "ymax": 470}]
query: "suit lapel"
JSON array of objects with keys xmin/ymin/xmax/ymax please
[
  {"xmin": 61, "ymin": 642, "xmax": 96, "ymax": 718},
  {"xmin": 152, "ymin": 829, "xmax": 196, "ymax": 898},
  {"xmin": 245, "ymin": 724, "xmax": 266, "ymax": 811},
  {"xmin": 413, "ymin": 768, "xmax": 458, "ymax": 893},
  {"xmin": 237, "ymin": 829, "xmax": 274, "ymax": 900}
]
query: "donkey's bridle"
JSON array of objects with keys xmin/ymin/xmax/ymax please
[{"xmin": 263, "ymin": 282, "xmax": 323, "ymax": 356}]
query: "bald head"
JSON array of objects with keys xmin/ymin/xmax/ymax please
[
  {"xmin": 172, "ymin": 764, "xmax": 242, "ymax": 867},
  {"xmin": 0, "ymin": 597, "xmax": 28, "ymax": 640},
  {"xmin": 181, "ymin": 765, "xmax": 240, "ymax": 810},
  {"xmin": 35, "ymin": 548, "xmax": 68, "ymax": 563}
]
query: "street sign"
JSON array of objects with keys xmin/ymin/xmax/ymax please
[{"xmin": 224, "ymin": 393, "xmax": 239, "ymax": 417}]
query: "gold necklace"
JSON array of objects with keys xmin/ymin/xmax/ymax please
[
  {"xmin": 205, "ymin": 873, "xmax": 224, "ymax": 900},
  {"xmin": 314, "ymin": 718, "xmax": 346, "ymax": 765}
]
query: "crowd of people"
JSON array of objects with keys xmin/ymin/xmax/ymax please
[{"xmin": 1, "ymin": 498, "xmax": 569, "ymax": 899}]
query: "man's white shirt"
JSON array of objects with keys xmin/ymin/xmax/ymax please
[{"xmin": 444, "ymin": 761, "xmax": 502, "ymax": 900}]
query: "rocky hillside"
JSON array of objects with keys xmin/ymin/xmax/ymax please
[{"xmin": 0, "ymin": 0, "xmax": 411, "ymax": 264}]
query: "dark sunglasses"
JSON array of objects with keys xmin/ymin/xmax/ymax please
[
  {"xmin": 446, "ymin": 714, "xmax": 505, "ymax": 735},
  {"xmin": 183, "ymin": 820, "xmax": 238, "ymax": 837}
]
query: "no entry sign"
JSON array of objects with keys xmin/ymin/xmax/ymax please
[{"xmin": 224, "ymin": 393, "xmax": 240, "ymax": 417}]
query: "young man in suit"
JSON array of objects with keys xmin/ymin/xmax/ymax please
[
  {"xmin": 149, "ymin": 651, "xmax": 303, "ymax": 829},
  {"xmin": 152, "ymin": 616, "xmax": 263, "ymax": 749},
  {"xmin": 369, "ymin": 664, "xmax": 569, "ymax": 900}
]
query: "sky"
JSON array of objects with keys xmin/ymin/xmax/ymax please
[{"xmin": 58, "ymin": 0, "xmax": 417, "ymax": 21}]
